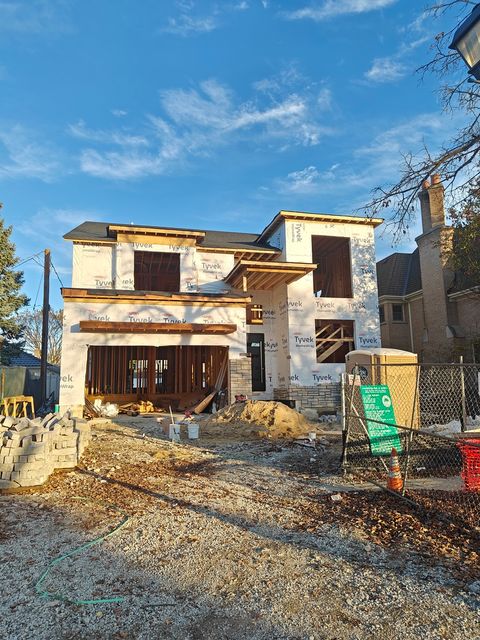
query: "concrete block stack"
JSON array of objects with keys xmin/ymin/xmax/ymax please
[{"xmin": 0, "ymin": 413, "xmax": 91, "ymax": 489}]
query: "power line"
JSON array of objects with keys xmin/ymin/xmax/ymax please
[
  {"xmin": 17, "ymin": 250, "xmax": 44, "ymax": 268},
  {"xmin": 33, "ymin": 270, "xmax": 44, "ymax": 309},
  {"xmin": 50, "ymin": 259, "xmax": 65, "ymax": 289}
]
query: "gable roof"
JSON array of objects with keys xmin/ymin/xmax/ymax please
[
  {"xmin": 8, "ymin": 350, "xmax": 59, "ymax": 369},
  {"xmin": 376, "ymin": 249, "xmax": 422, "ymax": 297}
]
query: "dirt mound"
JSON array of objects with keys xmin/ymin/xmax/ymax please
[{"xmin": 199, "ymin": 400, "xmax": 314, "ymax": 440}]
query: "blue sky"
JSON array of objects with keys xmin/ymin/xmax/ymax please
[{"xmin": 0, "ymin": 0, "xmax": 465, "ymax": 309}]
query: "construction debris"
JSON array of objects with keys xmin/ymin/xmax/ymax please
[
  {"xmin": 199, "ymin": 400, "xmax": 316, "ymax": 440},
  {"xmin": 0, "ymin": 413, "xmax": 91, "ymax": 489},
  {"xmin": 119, "ymin": 401, "xmax": 157, "ymax": 415}
]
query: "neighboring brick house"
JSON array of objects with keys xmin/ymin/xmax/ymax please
[
  {"xmin": 59, "ymin": 211, "xmax": 382, "ymax": 416},
  {"xmin": 377, "ymin": 176, "xmax": 480, "ymax": 362}
]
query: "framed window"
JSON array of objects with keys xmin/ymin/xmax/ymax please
[
  {"xmin": 379, "ymin": 305, "xmax": 385, "ymax": 324},
  {"xmin": 392, "ymin": 303, "xmax": 405, "ymax": 322},
  {"xmin": 315, "ymin": 319, "xmax": 355, "ymax": 363},
  {"xmin": 134, "ymin": 251, "xmax": 180, "ymax": 292},
  {"xmin": 312, "ymin": 236, "xmax": 352, "ymax": 298}
]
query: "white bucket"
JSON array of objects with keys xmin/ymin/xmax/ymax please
[
  {"xmin": 187, "ymin": 424, "xmax": 199, "ymax": 440},
  {"xmin": 169, "ymin": 424, "xmax": 181, "ymax": 441}
]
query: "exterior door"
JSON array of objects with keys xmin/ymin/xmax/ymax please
[{"xmin": 247, "ymin": 333, "xmax": 266, "ymax": 392}]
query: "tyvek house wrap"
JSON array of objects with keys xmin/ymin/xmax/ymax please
[
  {"xmin": 72, "ymin": 243, "xmax": 114, "ymax": 289},
  {"xmin": 59, "ymin": 301, "xmax": 247, "ymax": 409},
  {"xmin": 264, "ymin": 219, "xmax": 382, "ymax": 388}
]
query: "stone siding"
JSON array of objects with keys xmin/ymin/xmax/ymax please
[
  {"xmin": 228, "ymin": 358, "xmax": 252, "ymax": 402},
  {"xmin": 274, "ymin": 385, "xmax": 341, "ymax": 411}
]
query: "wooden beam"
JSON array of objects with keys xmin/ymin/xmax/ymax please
[
  {"xmin": 62, "ymin": 288, "xmax": 251, "ymax": 306},
  {"xmin": 79, "ymin": 321, "xmax": 237, "ymax": 334},
  {"xmin": 110, "ymin": 224, "xmax": 205, "ymax": 238},
  {"xmin": 117, "ymin": 233, "xmax": 197, "ymax": 246}
]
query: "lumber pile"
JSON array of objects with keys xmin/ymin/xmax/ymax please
[
  {"xmin": 193, "ymin": 354, "xmax": 228, "ymax": 414},
  {"xmin": 119, "ymin": 401, "xmax": 157, "ymax": 415}
]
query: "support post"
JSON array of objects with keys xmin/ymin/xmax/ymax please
[
  {"xmin": 40, "ymin": 249, "xmax": 51, "ymax": 406},
  {"xmin": 460, "ymin": 355, "xmax": 467, "ymax": 432}
]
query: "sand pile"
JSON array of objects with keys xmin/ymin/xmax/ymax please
[{"xmin": 199, "ymin": 400, "xmax": 314, "ymax": 440}]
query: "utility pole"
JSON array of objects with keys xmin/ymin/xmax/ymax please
[{"xmin": 40, "ymin": 249, "xmax": 51, "ymax": 406}]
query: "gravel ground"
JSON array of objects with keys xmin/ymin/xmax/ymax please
[{"xmin": 0, "ymin": 419, "xmax": 479, "ymax": 640}]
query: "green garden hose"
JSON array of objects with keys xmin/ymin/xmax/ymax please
[{"xmin": 34, "ymin": 498, "xmax": 130, "ymax": 605}]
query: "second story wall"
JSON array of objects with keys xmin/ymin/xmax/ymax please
[{"xmin": 72, "ymin": 240, "xmax": 235, "ymax": 294}]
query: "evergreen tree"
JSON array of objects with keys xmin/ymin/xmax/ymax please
[{"xmin": 0, "ymin": 219, "xmax": 28, "ymax": 363}]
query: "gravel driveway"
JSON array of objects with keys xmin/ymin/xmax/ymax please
[{"xmin": 1, "ymin": 419, "xmax": 478, "ymax": 639}]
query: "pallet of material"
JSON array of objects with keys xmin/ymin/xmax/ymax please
[{"xmin": 119, "ymin": 401, "xmax": 157, "ymax": 414}]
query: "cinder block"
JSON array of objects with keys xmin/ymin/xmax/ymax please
[
  {"xmin": 0, "ymin": 462, "xmax": 14, "ymax": 473},
  {"xmin": 2, "ymin": 416, "xmax": 16, "ymax": 429},
  {"xmin": 0, "ymin": 478, "xmax": 20, "ymax": 489}
]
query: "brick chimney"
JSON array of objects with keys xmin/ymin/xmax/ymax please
[{"xmin": 419, "ymin": 174, "xmax": 445, "ymax": 234}]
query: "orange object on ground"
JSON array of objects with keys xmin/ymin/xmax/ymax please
[{"xmin": 387, "ymin": 447, "xmax": 403, "ymax": 492}]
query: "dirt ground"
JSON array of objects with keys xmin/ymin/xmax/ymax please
[{"xmin": 1, "ymin": 415, "xmax": 479, "ymax": 640}]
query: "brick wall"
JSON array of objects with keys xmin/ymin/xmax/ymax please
[
  {"xmin": 228, "ymin": 358, "xmax": 252, "ymax": 402},
  {"xmin": 273, "ymin": 385, "xmax": 340, "ymax": 411}
]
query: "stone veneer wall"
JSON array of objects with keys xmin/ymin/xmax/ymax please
[
  {"xmin": 0, "ymin": 413, "xmax": 91, "ymax": 489},
  {"xmin": 274, "ymin": 385, "xmax": 341, "ymax": 411},
  {"xmin": 228, "ymin": 357, "xmax": 252, "ymax": 402}
]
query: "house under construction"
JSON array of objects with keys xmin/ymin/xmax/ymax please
[{"xmin": 59, "ymin": 211, "xmax": 382, "ymax": 415}]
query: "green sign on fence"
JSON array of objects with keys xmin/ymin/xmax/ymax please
[{"xmin": 359, "ymin": 385, "xmax": 403, "ymax": 456}]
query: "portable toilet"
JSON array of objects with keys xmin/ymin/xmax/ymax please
[{"xmin": 345, "ymin": 348, "xmax": 419, "ymax": 429}]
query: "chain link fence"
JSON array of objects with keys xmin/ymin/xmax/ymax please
[{"xmin": 342, "ymin": 363, "xmax": 480, "ymax": 529}]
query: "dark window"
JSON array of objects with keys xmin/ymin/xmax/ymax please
[
  {"xmin": 247, "ymin": 333, "xmax": 266, "ymax": 391},
  {"xmin": 379, "ymin": 305, "xmax": 385, "ymax": 324},
  {"xmin": 312, "ymin": 236, "xmax": 352, "ymax": 298},
  {"xmin": 134, "ymin": 251, "xmax": 180, "ymax": 292},
  {"xmin": 392, "ymin": 304, "xmax": 405, "ymax": 322},
  {"xmin": 315, "ymin": 319, "xmax": 355, "ymax": 363}
]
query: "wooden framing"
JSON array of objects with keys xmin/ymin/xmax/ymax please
[
  {"xmin": 85, "ymin": 345, "xmax": 228, "ymax": 406},
  {"xmin": 315, "ymin": 320, "xmax": 355, "ymax": 364},
  {"xmin": 224, "ymin": 260, "xmax": 317, "ymax": 291},
  {"xmin": 62, "ymin": 288, "xmax": 251, "ymax": 307},
  {"xmin": 257, "ymin": 210, "xmax": 383, "ymax": 244},
  {"xmin": 117, "ymin": 234, "xmax": 197, "ymax": 246},
  {"xmin": 109, "ymin": 224, "xmax": 205, "ymax": 239},
  {"xmin": 79, "ymin": 321, "xmax": 237, "ymax": 334},
  {"xmin": 199, "ymin": 246, "xmax": 280, "ymax": 261}
]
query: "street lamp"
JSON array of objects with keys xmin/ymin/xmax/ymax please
[{"xmin": 450, "ymin": 4, "xmax": 480, "ymax": 80}]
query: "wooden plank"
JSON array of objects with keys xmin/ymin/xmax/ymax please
[
  {"xmin": 79, "ymin": 321, "xmax": 237, "ymax": 334},
  {"xmin": 117, "ymin": 233, "xmax": 197, "ymax": 246},
  {"xmin": 62, "ymin": 288, "xmax": 251, "ymax": 306}
]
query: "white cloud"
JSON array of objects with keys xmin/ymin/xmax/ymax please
[
  {"xmin": 68, "ymin": 120, "xmax": 149, "ymax": 147},
  {"xmin": 271, "ymin": 113, "xmax": 459, "ymax": 205},
  {"xmin": 0, "ymin": 125, "xmax": 61, "ymax": 181},
  {"xmin": 112, "ymin": 109, "xmax": 128, "ymax": 118},
  {"xmin": 161, "ymin": 13, "xmax": 217, "ymax": 36},
  {"xmin": 72, "ymin": 76, "xmax": 333, "ymax": 179},
  {"xmin": 364, "ymin": 57, "xmax": 406, "ymax": 83},
  {"xmin": 284, "ymin": 0, "xmax": 397, "ymax": 21},
  {"xmin": 0, "ymin": 0, "xmax": 71, "ymax": 35}
]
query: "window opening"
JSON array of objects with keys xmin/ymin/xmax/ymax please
[
  {"xmin": 134, "ymin": 251, "xmax": 180, "ymax": 292},
  {"xmin": 312, "ymin": 236, "xmax": 352, "ymax": 298},
  {"xmin": 315, "ymin": 319, "xmax": 355, "ymax": 363}
]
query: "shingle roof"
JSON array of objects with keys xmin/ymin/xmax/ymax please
[
  {"xmin": 376, "ymin": 249, "xmax": 422, "ymax": 297},
  {"xmin": 8, "ymin": 351, "xmax": 59, "ymax": 369},
  {"xmin": 63, "ymin": 221, "xmax": 280, "ymax": 252}
]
